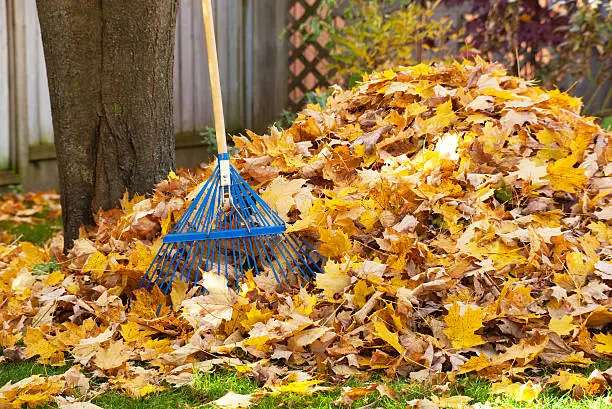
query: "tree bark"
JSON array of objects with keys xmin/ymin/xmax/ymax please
[{"xmin": 37, "ymin": 0, "xmax": 178, "ymax": 250}]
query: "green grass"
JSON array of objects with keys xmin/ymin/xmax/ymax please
[
  {"xmin": 0, "ymin": 358, "xmax": 611, "ymax": 408},
  {"xmin": 0, "ymin": 359, "xmax": 205, "ymax": 408},
  {"xmin": 0, "ymin": 360, "xmax": 71, "ymax": 386},
  {"xmin": 0, "ymin": 207, "xmax": 61, "ymax": 246},
  {"xmin": 0, "ymin": 190, "xmax": 62, "ymax": 245},
  {"xmin": 91, "ymin": 389, "xmax": 205, "ymax": 409},
  {"xmin": 191, "ymin": 367, "xmax": 612, "ymax": 409}
]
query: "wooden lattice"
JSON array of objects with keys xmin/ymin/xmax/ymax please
[{"xmin": 287, "ymin": 0, "xmax": 332, "ymax": 111}]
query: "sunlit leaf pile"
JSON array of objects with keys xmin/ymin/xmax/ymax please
[{"xmin": 1, "ymin": 59, "xmax": 611, "ymax": 407}]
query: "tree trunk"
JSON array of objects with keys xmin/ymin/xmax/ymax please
[{"xmin": 37, "ymin": 0, "xmax": 178, "ymax": 250}]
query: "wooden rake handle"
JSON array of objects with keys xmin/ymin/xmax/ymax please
[{"xmin": 201, "ymin": 0, "xmax": 227, "ymax": 155}]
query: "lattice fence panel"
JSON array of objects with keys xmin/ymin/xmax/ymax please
[{"xmin": 287, "ymin": 0, "xmax": 332, "ymax": 112}]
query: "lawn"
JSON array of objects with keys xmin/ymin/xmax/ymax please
[
  {"xmin": 0, "ymin": 195, "xmax": 610, "ymax": 408},
  {"xmin": 0, "ymin": 359, "xmax": 611, "ymax": 408}
]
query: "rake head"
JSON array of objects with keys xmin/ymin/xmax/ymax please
[{"xmin": 138, "ymin": 154, "xmax": 324, "ymax": 295}]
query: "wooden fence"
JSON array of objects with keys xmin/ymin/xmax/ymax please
[
  {"xmin": 287, "ymin": 0, "xmax": 332, "ymax": 112},
  {"xmin": 0, "ymin": 0, "xmax": 289, "ymax": 190}
]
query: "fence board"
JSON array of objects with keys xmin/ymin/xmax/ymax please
[
  {"xmin": 249, "ymin": 0, "xmax": 289, "ymax": 131},
  {"xmin": 215, "ymin": 0, "xmax": 243, "ymax": 130},
  {"xmin": 0, "ymin": 1, "xmax": 9, "ymax": 169},
  {"xmin": 24, "ymin": 0, "xmax": 40, "ymax": 146},
  {"xmin": 244, "ymin": 0, "xmax": 253, "ymax": 129},
  {"xmin": 191, "ymin": 0, "xmax": 213, "ymax": 134},
  {"xmin": 12, "ymin": 0, "xmax": 28, "ymax": 178},
  {"xmin": 178, "ymin": 0, "xmax": 195, "ymax": 135},
  {"xmin": 1, "ymin": 0, "xmax": 293, "ymax": 188}
]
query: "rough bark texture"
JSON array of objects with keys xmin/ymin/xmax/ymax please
[{"xmin": 37, "ymin": 0, "xmax": 178, "ymax": 249}]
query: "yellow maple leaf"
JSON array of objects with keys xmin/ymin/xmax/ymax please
[
  {"xmin": 120, "ymin": 322, "xmax": 156, "ymax": 344},
  {"xmin": 82, "ymin": 250, "xmax": 108, "ymax": 276},
  {"xmin": 119, "ymin": 191, "xmax": 146, "ymax": 215},
  {"xmin": 170, "ymin": 278, "xmax": 188, "ymax": 310},
  {"xmin": 406, "ymin": 102, "xmax": 428, "ymax": 117},
  {"xmin": 209, "ymin": 391, "xmax": 254, "ymax": 409},
  {"xmin": 260, "ymin": 177, "xmax": 307, "ymax": 221},
  {"xmin": 548, "ymin": 371, "xmax": 588, "ymax": 391},
  {"xmin": 20, "ymin": 242, "xmax": 48, "ymax": 268},
  {"xmin": 288, "ymin": 327, "xmax": 332, "ymax": 351},
  {"xmin": 45, "ymin": 270, "xmax": 64, "ymax": 286},
  {"xmin": 548, "ymin": 315, "xmax": 577, "ymax": 336},
  {"xmin": 1, "ymin": 375, "xmax": 65, "ymax": 408},
  {"xmin": 160, "ymin": 213, "xmax": 173, "ymax": 235},
  {"xmin": 422, "ymin": 100, "xmax": 456, "ymax": 134},
  {"xmin": 431, "ymin": 395, "xmax": 472, "ymax": 409},
  {"xmin": 373, "ymin": 319, "xmax": 405, "ymax": 354},
  {"xmin": 382, "ymin": 69, "xmax": 397, "ymax": 79},
  {"xmin": 128, "ymin": 241, "xmax": 158, "ymax": 272},
  {"xmin": 240, "ymin": 307, "xmax": 273, "ymax": 331},
  {"xmin": 352, "ymin": 279, "xmax": 374, "ymax": 309},
  {"xmin": 268, "ymin": 380, "xmax": 328, "ymax": 395},
  {"xmin": 135, "ymin": 383, "xmax": 166, "ymax": 397},
  {"xmin": 594, "ymin": 333, "xmax": 612, "ymax": 355},
  {"xmin": 317, "ymin": 228, "xmax": 352, "ymax": 259},
  {"xmin": 316, "ymin": 260, "xmax": 352, "ymax": 299},
  {"xmin": 566, "ymin": 251, "xmax": 594, "ymax": 288},
  {"xmin": 588, "ymin": 222, "xmax": 612, "ymax": 242},
  {"xmin": 359, "ymin": 209, "xmax": 379, "ymax": 233},
  {"xmin": 490, "ymin": 378, "xmax": 542, "ymax": 402},
  {"xmin": 0, "ymin": 332, "xmax": 20, "ymax": 348},
  {"xmin": 546, "ymin": 156, "xmax": 588, "ymax": 193},
  {"xmin": 535, "ymin": 127, "xmax": 558, "ymax": 146},
  {"xmin": 130, "ymin": 287, "xmax": 169, "ymax": 320},
  {"xmin": 93, "ymin": 340, "xmax": 129, "ymax": 370},
  {"xmin": 455, "ymin": 354, "xmax": 491, "ymax": 375},
  {"xmin": 180, "ymin": 273, "xmax": 237, "ymax": 330},
  {"xmin": 294, "ymin": 287, "xmax": 316, "ymax": 316},
  {"xmin": 24, "ymin": 327, "xmax": 64, "ymax": 366},
  {"xmin": 443, "ymin": 303, "xmax": 485, "ymax": 349}
]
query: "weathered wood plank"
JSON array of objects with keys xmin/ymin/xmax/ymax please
[
  {"xmin": 249, "ymin": 0, "xmax": 289, "ymax": 132},
  {"xmin": 215, "ymin": 0, "xmax": 243, "ymax": 130},
  {"xmin": 13, "ymin": 0, "xmax": 30, "ymax": 182},
  {"xmin": 178, "ymin": 0, "xmax": 195, "ymax": 135},
  {"xmin": 244, "ymin": 0, "xmax": 253, "ymax": 129},
  {"xmin": 3, "ymin": 0, "xmax": 295, "ymax": 189},
  {"xmin": 24, "ymin": 0, "xmax": 40, "ymax": 146},
  {"xmin": 192, "ymin": 0, "xmax": 213, "ymax": 135},
  {"xmin": 7, "ymin": 0, "xmax": 17, "ymax": 169},
  {"xmin": 0, "ymin": 0, "xmax": 10, "ymax": 169},
  {"xmin": 0, "ymin": 170, "xmax": 20, "ymax": 186},
  {"xmin": 173, "ymin": 1, "xmax": 182, "ymax": 135}
]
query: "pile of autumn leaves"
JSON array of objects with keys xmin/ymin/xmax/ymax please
[{"xmin": 1, "ymin": 58, "xmax": 612, "ymax": 408}]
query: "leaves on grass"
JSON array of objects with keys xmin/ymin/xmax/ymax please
[{"xmin": 1, "ymin": 59, "xmax": 612, "ymax": 407}]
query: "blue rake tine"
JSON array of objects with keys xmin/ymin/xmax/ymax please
[
  {"xmin": 137, "ymin": 1, "xmax": 324, "ymax": 307},
  {"xmin": 138, "ymin": 158, "xmax": 326, "ymax": 301}
]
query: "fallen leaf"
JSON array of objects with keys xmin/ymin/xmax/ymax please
[
  {"xmin": 210, "ymin": 391, "xmax": 255, "ymax": 408},
  {"xmin": 443, "ymin": 303, "xmax": 485, "ymax": 349},
  {"xmin": 490, "ymin": 378, "xmax": 542, "ymax": 401}
]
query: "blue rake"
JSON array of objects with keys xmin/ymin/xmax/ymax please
[
  {"xmin": 139, "ymin": 0, "xmax": 324, "ymax": 296},
  {"xmin": 138, "ymin": 153, "xmax": 324, "ymax": 295}
]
